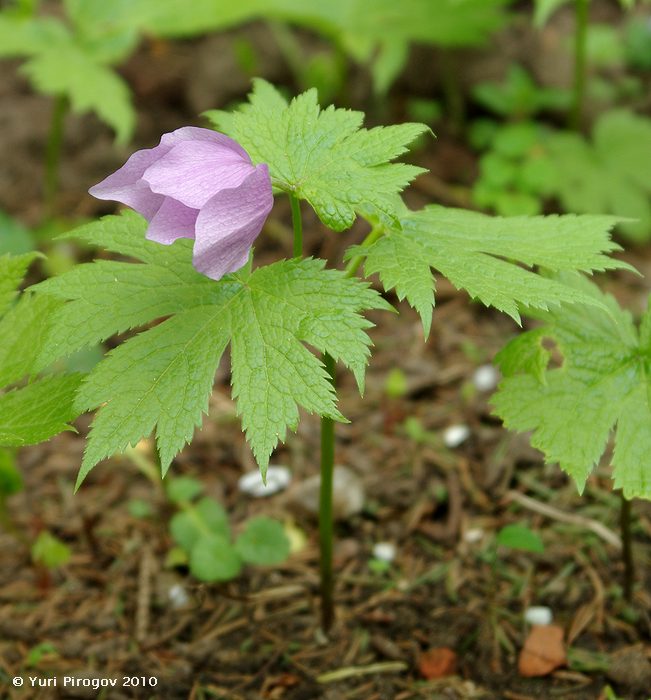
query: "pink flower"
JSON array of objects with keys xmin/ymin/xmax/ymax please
[{"xmin": 89, "ymin": 127, "xmax": 273, "ymax": 280}]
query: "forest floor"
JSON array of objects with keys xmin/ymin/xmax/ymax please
[{"xmin": 2, "ymin": 7, "xmax": 651, "ymax": 699}]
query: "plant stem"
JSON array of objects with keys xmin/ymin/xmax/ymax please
[
  {"xmin": 344, "ymin": 224, "xmax": 384, "ymax": 279},
  {"xmin": 569, "ymin": 0, "xmax": 589, "ymax": 130},
  {"xmin": 289, "ymin": 193, "xmax": 303, "ymax": 257},
  {"xmin": 319, "ymin": 352, "xmax": 336, "ymax": 632},
  {"xmin": 44, "ymin": 95, "xmax": 68, "ymax": 221},
  {"xmin": 620, "ymin": 493, "xmax": 634, "ymax": 603}
]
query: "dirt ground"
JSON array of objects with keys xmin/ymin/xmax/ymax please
[{"xmin": 2, "ymin": 8, "xmax": 651, "ymax": 700}]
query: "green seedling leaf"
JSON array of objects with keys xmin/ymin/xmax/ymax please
[
  {"xmin": 235, "ymin": 516, "xmax": 290, "ymax": 566},
  {"xmin": 473, "ymin": 64, "xmax": 570, "ymax": 118},
  {"xmin": 127, "ymin": 498, "xmax": 153, "ymax": 518},
  {"xmin": 166, "ymin": 476, "xmax": 204, "ymax": 504},
  {"xmin": 31, "ymin": 531, "xmax": 71, "ymax": 569},
  {"xmin": 170, "ymin": 497, "xmax": 230, "ymax": 551},
  {"xmin": 347, "ymin": 205, "xmax": 627, "ymax": 338},
  {"xmin": 25, "ymin": 642, "xmax": 58, "ymax": 668},
  {"xmin": 205, "ymin": 79, "xmax": 428, "ymax": 231},
  {"xmin": 493, "ymin": 273, "xmax": 651, "ymax": 499},
  {"xmin": 34, "ymin": 213, "xmax": 389, "ymax": 485},
  {"xmin": 0, "ymin": 449, "xmax": 23, "ymax": 496},
  {"xmin": 496, "ymin": 524, "xmax": 544, "ymax": 553},
  {"xmin": 190, "ymin": 533, "xmax": 242, "ymax": 582}
]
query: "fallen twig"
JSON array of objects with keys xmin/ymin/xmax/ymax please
[{"xmin": 505, "ymin": 491, "xmax": 621, "ymax": 549}]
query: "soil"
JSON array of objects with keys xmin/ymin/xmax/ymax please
[{"xmin": 2, "ymin": 6, "xmax": 651, "ymax": 700}]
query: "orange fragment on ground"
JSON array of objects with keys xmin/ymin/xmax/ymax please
[
  {"xmin": 518, "ymin": 624, "xmax": 566, "ymax": 677},
  {"xmin": 418, "ymin": 647, "xmax": 458, "ymax": 679}
]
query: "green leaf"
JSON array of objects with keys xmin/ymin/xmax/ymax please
[
  {"xmin": 189, "ymin": 534, "xmax": 242, "ymax": 582},
  {"xmin": 533, "ymin": 0, "xmax": 570, "ymax": 27},
  {"xmin": 0, "ymin": 252, "xmax": 38, "ymax": 316},
  {"xmin": 0, "ymin": 292, "xmax": 62, "ymax": 387},
  {"xmin": 0, "ymin": 14, "xmax": 69, "ymax": 57},
  {"xmin": 547, "ymin": 110, "xmax": 651, "ymax": 242},
  {"xmin": 496, "ymin": 524, "xmax": 544, "ymax": 553},
  {"xmin": 170, "ymin": 497, "xmax": 230, "ymax": 551},
  {"xmin": 35, "ymin": 215, "xmax": 389, "ymax": 485},
  {"xmin": 0, "ymin": 253, "xmax": 83, "ymax": 447},
  {"xmin": 31, "ymin": 531, "xmax": 72, "ymax": 569},
  {"xmin": 166, "ymin": 476, "xmax": 204, "ymax": 504},
  {"xmin": 21, "ymin": 44, "xmax": 135, "ymax": 143},
  {"xmin": 0, "ymin": 448, "xmax": 23, "ymax": 496},
  {"xmin": 492, "ymin": 273, "xmax": 651, "ymax": 499},
  {"xmin": 204, "ymin": 79, "xmax": 428, "ymax": 231},
  {"xmin": 235, "ymin": 516, "xmax": 290, "ymax": 565},
  {"xmin": 0, "ymin": 374, "xmax": 83, "ymax": 447},
  {"xmin": 0, "ymin": 211, "xmax": 36, "ymax": 255},
  {"xmin": 347, "ymin": 205, "xmax": 628, "ymax": 338}
]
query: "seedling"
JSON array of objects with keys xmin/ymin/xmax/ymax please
[{"xmin": 167, "ymin": 479, "xmax": 289, "ymax": 583}]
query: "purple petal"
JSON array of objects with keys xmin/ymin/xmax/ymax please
[
  {"xmin": 146, "ymin": 198, "xmax": 199, "ymax": 245},
  {"xmin": 89, "ymin": 148, "xmax": 165, "ymax": 219},
  {"xmin": 88, "ymin": 127, "xmax": 249, "ymax": 218},
  {"xmin": 193, "ymin": 164, "xmax": 273, "ymax": 280},
  {"xmin": 142, "ymin": 140, "xmax": 254, "ymax": 209}
]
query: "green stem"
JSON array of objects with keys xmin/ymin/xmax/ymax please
[
  {"xmin": 569, "ymin": 0, "xmax": 589, "ymax": 130},
  {"xmin": 344, "ymin": 224, "xmax": 384, "ymax": 279},
  {"xmin": 289, "ymin": 193, "xmax": 303, "ymax": 258},
  {"xmin": 620, "ymin": 493, "xmax": 634, "ymax": 603},
  {"xmin": 44, "ymin": 95, "xmax": 68, "ymax": 221},
  {"xmin": 319, "ymin": 352, "xmax": 336, "ymax": 632},
  {"xmin": 440, "ymin": 51, "xmax": 465, "ymax": 136}
]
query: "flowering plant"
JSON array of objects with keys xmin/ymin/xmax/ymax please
[{"xmin": 24, "ymin": 80, "xmax": 627, "ymax": 629}]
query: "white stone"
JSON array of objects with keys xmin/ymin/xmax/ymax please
[
  {"xmin": 464, "ymin": 528, "xmax": 484, "ymax": 544},
  {"xmin": 290, "ymin": 466, "xmax": 365, "ymax": 519},
  {"xmin": 524, "ymin": 606, "xmax": 553, "ymax": 626},
  {"xmin": 168, "ymin": 583, "xmax": 190, "ymax": 609},
  {"xmin": 443, "ymin": 424, "xmax": 471, "ymax": 448},
  {"xmin": 372, "ymin": 542, "xmax": 397, "ymax": 562},
  {"xmin": 473, "ymin": 364, "xmax": 499, "ymax": 392},
  {"xmin": 238, "ymin": 465, "xmax": 292, "ymax": 497}
]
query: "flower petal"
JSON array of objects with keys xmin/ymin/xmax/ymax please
[
  {"xmin": 146, "ymin": 198, "xmax": 198, "ymax": 245},
  {"xmin": 88, "ymin": 127, "xmax": 248, "ymax": 218},
  {"xmin": 142, "ymin": 140, "xmax": 254, "ymax": 209},
  {"xmin": 193, "ymin": 164, "xmax": 273, "ymax": 280}
]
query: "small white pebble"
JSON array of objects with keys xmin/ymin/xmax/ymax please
[
  {"xmin": 464, "ymin": 528, "xmax": 484, "ymax": 544},
  {"xmin": 443, "ymin": 424, "xmax": 471, "ymax": 448},
  {"xmin": 238, "ymin": 465, "xmax": 291, "ymax": 497},
  {"xmin": 372, "ymin": 542, "xmax": 397, "ymax": 562},
  {"xmin": 524, "ymin": 606, "xmax": 553, "ymax": 626},
  {"xmin": 473, "ymin": 364, "xmax": 499, "ymax": 392},
  {"xmin": 168, "ymin": 583, "xmax": 190, "ymax": 609}
]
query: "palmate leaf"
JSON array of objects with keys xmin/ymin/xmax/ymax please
[
  {"xmin": 0, "ymin": 254, "xmax": 82, "ymax": 447},
  {"xmin": 346, "ymin": 205, "xmax": 629, "ymax": 338},
  {"xmin": 492, "ymin": 274, "xmax": 651, "ymax": 500},
  {"xmin": 204, "ymin": 79, "xmax": 428, "ymax": 231},
  {"xmin": 34, "ymin": 214, "xmax": 390, "ymax": 488}
]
